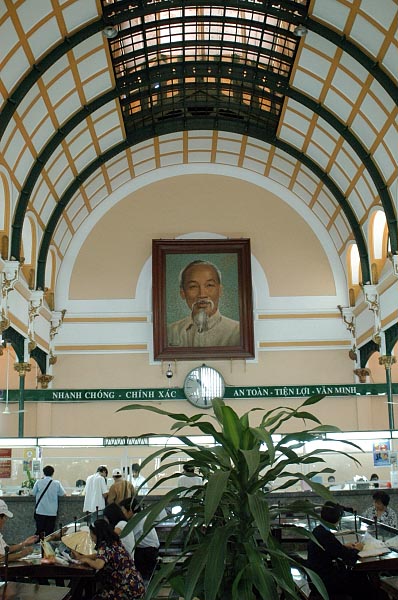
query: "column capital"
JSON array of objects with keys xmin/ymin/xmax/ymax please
[
  {"xmin": 379, "ymin": 355, "xmax": 397, "ymax": 369},
  {"xmin": 14, "ymin": 362, "xmax": 31, "ymax": 377}
]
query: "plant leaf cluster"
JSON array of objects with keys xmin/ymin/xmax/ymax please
[{"xmin": 117, "ymin": 396, "xmax": 361, "ymax": 600}]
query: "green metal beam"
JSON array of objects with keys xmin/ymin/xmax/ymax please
[
  {"xmin": 15, "ymin": 60, "xmax": 378, "ymax": 284},
  {"xmin": 36, "ymin": 132, "xmax": 370, "ymax": 288}
]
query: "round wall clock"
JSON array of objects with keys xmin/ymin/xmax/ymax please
[{"xmin": 183, "ymin": 364, "xmax": 225, "ymax": 409}]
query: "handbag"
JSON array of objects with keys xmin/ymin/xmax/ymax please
[{"xmin": 34, "ymin": 479, "xmax": 52, "ymax": 517}]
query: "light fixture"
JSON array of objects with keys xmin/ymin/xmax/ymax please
[
  {"xmin": 0, "ymin": 438, "xmax": 37, "ymax": 447},
  {"xmin": 294, "ymin": 24, "xmax": 308, "ymax": 37},
  {"xmin": 102, "ymin": 25, "xmax": 118, "ymax": 39},
  {"xmin": 38, "ymin": 437, "xmax": 104, "ymax": 447},
  {"xmin": 165, "ymin": 363, "xmax": 173, "ymax": 379}
]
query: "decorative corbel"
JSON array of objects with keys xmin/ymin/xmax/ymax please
[
  {"xmin": 363, "ymin": 284, "xmax": 382, "ymax": 346},
  {"xmin": 48, "ymin": 309, "xmax": 66, "ymax": 367},
  {"xmin": 27, "ymin": 290, "xmax": 44, "ymax": 355},
  {"xmin": 337, "ymin": 305, "xmax": 357, "ymax": 361},
  {"xmin": 388, "ymin": 253, "xmax": 398, "ymax": 278},
  {"xmin": 37, "ymin": 373, "xmax": 54, "ymax": 389},
  {"xmin": 0, "ymin": 260, "xmax": 20, "ymax": 333}
]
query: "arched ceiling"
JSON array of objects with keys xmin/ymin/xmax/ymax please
[{"xmin": 0, "ymin": 0, "xmax": 397, "ymax": 292}]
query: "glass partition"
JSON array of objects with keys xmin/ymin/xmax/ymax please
[{"xmin": 0, "ymin": 432, "xmax": 396, "ymax": 495}]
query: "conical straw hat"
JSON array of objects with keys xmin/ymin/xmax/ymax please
[{"xmin": 61, "ymin": 530, "xmax": 96, "ymax": 554}]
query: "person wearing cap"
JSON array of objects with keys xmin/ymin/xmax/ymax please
[
  {"xmin": 107, "ymin": 468, "xmax": 135, "ymax": 506},
  {"xmin": 83, "ymin": 465, "xmax": 109, "ymax": 514},
  {"xmin": 32, "ymin": 465, "xmax": 66, "ymax": 537},
  {"xmin": 0, "ymin": 499, "xmax": 38, "ymax": 562},
  {"xmin": 130, "ymin": 463, "xmax": 148, "ymax": 496}
]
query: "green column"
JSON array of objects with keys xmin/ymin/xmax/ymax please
[
  {"xmin": 379, "ymin": 355, "xmax": 397, "ymax": 431},
  {"xmin": 14, "ymin": 362, "xmax": 31, "ymax": 438}
]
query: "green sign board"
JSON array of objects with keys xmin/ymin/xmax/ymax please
[{"xmin": 1, "ymin": 383, "xmax": 395, "ymax": 403}]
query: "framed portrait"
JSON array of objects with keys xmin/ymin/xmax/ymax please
[{"xmin": 152, "ymin": 238, "xmax": 254, "ymax": 360}]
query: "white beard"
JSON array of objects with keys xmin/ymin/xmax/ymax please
[
  {"xmin": 192, "ymin": 300, "xmax": 214, "ymax": 333},
  {"xmin": 193, "ymin": 308, "xmax": 208, "ymax": 333}
]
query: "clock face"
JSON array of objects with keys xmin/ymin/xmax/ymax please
[{"xmin": 184, "ymin": 365, "xmax": 225, "ymax": 408}]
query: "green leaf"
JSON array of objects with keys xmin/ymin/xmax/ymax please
[
  {"xmin": 301, "ymin": 394, "xmax": 325, "ymax": 406},
  {"xmin": 204, "ymin": 527, "xmax": 230, "ymax": 600},
  {"xmin": 240, "ymin": 448, "xmax": 260, "ymax": 480},
  {"xmin": 247, "ymin": 493, "xmax": 270, "ymax": 542},
  {"xmin": 204, "ymin": 469, "xmax": 231, "ymax": 525},
  {"xmin": 220, "ymin": 405, "xmax": 242, "ymax": 450},
  {"xmin": 184, "ymin": 540, "xmax": 212, "ymax": 600}
]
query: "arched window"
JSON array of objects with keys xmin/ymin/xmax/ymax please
[
  {"xmin": 368, "ymin": 209, "xmax": 388, "ymax": 283},
  {"xmin": 349, "ymin": 244, "xmax": 360, "ymax": 285},
  {"xmin": 346, "ymin": 243, "xmax": 361, "ymax": 304},
  {"xmin": 22, "ymin": 217, "xmax": 34, "ymax": 265},
  {"xmin": 372, "ymin": 210, "xmax": 387, "ymax": 260}
]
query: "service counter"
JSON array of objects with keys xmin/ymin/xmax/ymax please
[
  {"xmin": 1, "ymin": 495, "xmax": 85, "ymax": 542},
  {"xmin": 3, "ymin": 487, "xmax": 398, "ymax": 543}
]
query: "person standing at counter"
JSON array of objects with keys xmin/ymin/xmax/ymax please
[
  {"xmin": 83, "ymin": 465, "xmax": 109, "ymax": 514},
  {"xmin": 178, "ymin": 464, "xmax": 203, "ymax": 496},
  {"xmin": 0, "ymin": 499, "xmax": 38, "ymax": 562},
  {"xmin": 131, "ymin": 464, "xmax": 148, "ymax": 496},
  {"xmin": 363, "ymin": 490, "xmax": 398, "ymax": 526},
  {"xmin": 32, "ymin": 465, "xmax": 66, "ymax": 536},
  {"xmin": 107, "ymin": 468, "xmax": 135, "ymax": 505},
  {"xmin": 119, "ymin": 497, "xmax": 160, "ymax": 582},
  {"xmin": 103, "ymin": 503, "xmax": 136, "ymax": 559}
]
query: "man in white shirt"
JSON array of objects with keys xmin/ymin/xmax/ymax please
[
  {"xmin": 120, "ymin": 497, "xmax": 159, "ymax": 581},
  {"xmin": 83, "ymin": 465, "xmax": 108, "ymax": 514},
  {"xmin": 0, "ymin": 499, "xmax": 37, "ymax": 561},
  {"xmin": 130, "ymin": 463, "xmax": 148, "ymax": 496},
  {"xmin": 178, "ymin": 464, "xmax": 203, "ymax": 496}
]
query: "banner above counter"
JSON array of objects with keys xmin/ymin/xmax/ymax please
[{"xmin": 1, "ymin": 382, "xmax": 395, "ymax": 402}]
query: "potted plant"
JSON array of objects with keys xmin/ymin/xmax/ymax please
[
  {"xmin": 118, "ymin": 396, "xmax": 359, "ymax": 600},
  {"xmin": 20, "ymin": 468, "xmax": 35, "ymax": 494}
]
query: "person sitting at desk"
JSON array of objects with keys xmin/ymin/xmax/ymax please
[
  {"xmin": 0, "ymin": 499, "xmax": 38, "ymax": 562},
  {"xmin": 72, "ymin": 518, "xmax": 145, "ymax": 599},
  {"xmin": 363, "ymin": 490, "xmax": 398, "ymax": 527},
  {"xmin": 306, "ymin": 502, "xmax": 371, "ymax": 600}
]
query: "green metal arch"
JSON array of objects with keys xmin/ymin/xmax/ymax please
[
  {"xmin": 1, "ymin": 3, "xmax": 396, "ymax": 288},
  {"xmin": 1, "ymin": 5, "xmax": 396, "ymax": 147},
  {"xmin": 36, "ymin": 133, "xmax": 370, "ymax": 288},
  {"xmin": 2, "ymin": 326, "xmax": 47, "ymax": 371},
  {"xmin": 385, "ymin": 323, "xmax": 398, "ymax": 355},
  {"xmin": 13, "ymin": 61, "xmax": 380, "ymax": 283}
]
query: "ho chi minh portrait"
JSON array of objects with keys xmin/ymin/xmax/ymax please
[
  {"xmin": 152, "ymin": 239, "xmax": 255, "ymax": 360},
  {"xmin": 167, "ymin": 259, "xmax": 240, "ymax": 348}
]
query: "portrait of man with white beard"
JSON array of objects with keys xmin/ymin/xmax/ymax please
[{"xmin": 167, "ymin": 259, "xmax": 240, "ymax": 347}]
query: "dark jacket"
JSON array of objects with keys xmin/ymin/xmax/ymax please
[{"xmin": 306, "ymin": 524, "xmax": 359, "ymax": 591}]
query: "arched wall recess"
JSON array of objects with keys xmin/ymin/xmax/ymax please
[{"xmin": 1, "ymin": 3, "xmax": 397, "ymax": 293}]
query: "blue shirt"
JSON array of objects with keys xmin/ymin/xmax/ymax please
[{"xmin": 32, "ymin": 476, "xmax": 66, "ymax": 516}]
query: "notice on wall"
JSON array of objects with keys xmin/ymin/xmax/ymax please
[
  {"xmin": 0, "ymin": 449, "xmax": 12, "ymax": 478},
  {"xmin": 373, "ymin": 440, "xmax": 391, "ymax": 467},
  {"xmin": 23, "ymin": 447, "xmax": 36, "ymax": 473}
]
